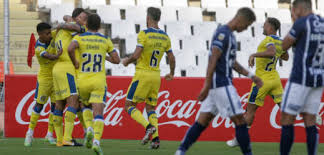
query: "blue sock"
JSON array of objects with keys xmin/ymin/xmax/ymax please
[
  {"xmin": 178, "ymin": 122, "xmax": 207, "ymax": 152},
  {"xmin": 280, "ymin": 125, "xmax": 294, "ymax": 155},
  {"xmin": 235, "ymin": 124, "xmax": 252, "ymax": 155},
  {"xmin": 306, "ymin": 125, "xmax": 318, "ymax": 155}
]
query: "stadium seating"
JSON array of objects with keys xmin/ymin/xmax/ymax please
[
  {"xmin": 82, "ymin": 0, "xmax": 106, "ymax": 9},
  {"xmin": 227, "ymin": 0, "xmax": 252, "ymax": 8},
  {"xmin": 96, "ymin": 5, "xmax": 121, "ymax": 23},
  {"xmin": 125, "ymin": 6, "xmax": 147, "ymax": 23},
  {"xmin": 111, "ymin": 20, "xmax": 136, "ymax": 38},
  {"xmin": 38, "ymin": 0, "xmax": 62, "ymax": 8},
  {"xmin": 254, "ymin": 0, "xmax": 278, "ymax": 9},
  {"xmin": 137, "ymin": 0, "xmax": 161, "ymax": 7},
  {"xmin": 163, "ymin": 0, "xmax": 188, "ymax": 7},
  {"xmin": 160, "ymin": 7, "xmax": 177, "ymax": 23},
  {"xmin": 215, "ymin": 8, "xmax": 238, "ymax": 24},
  {"xmin": 178, "ymin": 7, "xmax": 203, "ymax": 23},
  {"xmin": 50, "ymin": 3, "xmax": 74, "ymax": 23},
  {"xmin": 266, "ymin": 9, "xmax": 291, "ymax": 23},
  {"xmin": 252, "ymin": 8, "xmax": 266, "ymax": 23},
  {"xmin": 201, "ymin": 0, "xmax": 226, "ymax": 8},
  {"xmin": 318, "ymin": 0, "xmax": 324, "ymax": 12},
  {"xmin": 110, "ymin": 0, "xmax": 136, "ymax": 6}
]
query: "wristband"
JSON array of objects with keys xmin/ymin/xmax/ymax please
[{"xmin": 247, "ymin": 72, "xmax": 254, "ymax": 79}]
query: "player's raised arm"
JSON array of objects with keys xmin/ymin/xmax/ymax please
[
  {"xmin": 233, "ymin": 61, "xmax": 263, "ymax": 88},
  {"xmin": 68, "ymin": 39, "xmax": 80, "ymax": 69},
  {"xmin": 282, "ymin": 17, "xmax": 304, "ymax": 51},
  {"xmin": 280, "ymin": 51, "xmax": 289, "ymax": 61},
  {"xmin": 55, "ymin": 23, "xmax": 86, "ymax": 33},
  {"xmin": 197, "ymin": 47, "xmax": 222, "ymax": 101},
  {"xmin": 122, "ymin": 46, "xmax": 143, "ymax": 67},
  {"xmin": 248, "ymin": 45, "xmax": 276, "ymax": 67},
  {"xmin": 42, "ymin": 48, "xmax": 63, "ymax": 60}
]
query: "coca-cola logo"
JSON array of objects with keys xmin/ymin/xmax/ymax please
[{"xmin": 15, "ymin": 89, "xmax": 324, "ymax": 129}]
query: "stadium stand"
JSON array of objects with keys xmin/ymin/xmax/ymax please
[{"xmin": 6, "ymin": 0, "xmax": 324, "ymax": 78}]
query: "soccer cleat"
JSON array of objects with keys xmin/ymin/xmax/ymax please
[
  {"xmin": 63, "ymin": 139, "xmax": 83, "ymax": 147},
  {"xmin": 150, "ymin": 137, "xmax": 160, "ymax": 149},
  {"xmin": 84, "ymin": 127, "xmax": 94, "ymax": 149},
  {"xmin": 92, "ymin": 142, "xmax": 103, "ymax": 155},
  {"xmin": 226, "ymin": 137, "xmax": 239, "ymax": 147},
  {"xmin": 316, "ymin": 115, "xmax": 322, "ymax": 125},
  {"xmin": 56, "ymin": 141, "xmax": 63, "ymax": 147},
  {"xmin": 24, "ymin": 132, "xmax": 33, "ymax": 147},
  {"xmin": 141, "ymin": 124, "xmax": 156, "ymax": 145},
  {"xmin": 45, "ymin": 134, "xmax": 56, "ymax": 145},
  {"xmin": 175, "ymin": 150, "xmax": 186, "ymax": 155}
]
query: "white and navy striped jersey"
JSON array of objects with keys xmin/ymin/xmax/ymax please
[
  {"xmin": 210, "ymin": 25, "xmax": 237, "ymax": 88},
  {"xmin": 288, "ymin": 14, "xmax": 324, "ymax": 87}
]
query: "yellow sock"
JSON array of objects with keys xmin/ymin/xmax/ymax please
[
  {"xmin": 93, "ymin": 116, "xmax": 104, "ymax": 141},
  {"xmin": 148, "ymin": 111, "xmax": 159, "ymax": 139},
  {"xmin": 83, "ymin": 108, "xmax": 93, "ymax": 129},
  {"xmin": 127, "ymin": 106, "xmax": 149, "ymax": 128},
  {"xmin": 63, "ymin": 107, "xmax": 77, "ymax": 142},
  {"xmin": 28, "ymin": 112, "xmax": 40, "ymax": 130},
  {"xmin": 53, "ymin": 111, "xmax": 63, "ymax": 143},
  {"xmin": 47, "ymin": 113, "xmax": 54, "ymax": 133},
  {"xmin": 77, "ymin": 111, "xmax": 86, "ymax": 129}
]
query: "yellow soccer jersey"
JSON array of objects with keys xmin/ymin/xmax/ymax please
[
  {"xmin": 55, "ymin": 23, "xmax": 86, "ymax": 62},
  {"xmin": 35, "ymin": 40, "xmax": 56, "ymax": 78},
  {"xmin": 136, "ymin": 28, "xmax": 172, "ymax": 72},
  {"xmin": 255, "ymin": 35, "xmax": 285, "ymax": 79},
  {"xmin": 72, "ymin": 31, "xmax": 115, "ymax": 80}
]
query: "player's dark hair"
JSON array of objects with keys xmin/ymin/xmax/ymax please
[
  {"xmin": 36, "ymin": 22, "xmax": 52, "ymax": 33},
  {"xmin": 87, "ymin": 13, "xmax": 101, "ymax": 30},
  {"xmin": 72, "ymin": 8, "xmax": 85, "ymax": 18},
  {"xmin": 147, "ymin": 7, "xmax": 161, "ymax": 22},
  {"xmin": 292, "ymin": 0, "xmax": 312, "ymax": 10},
  {"xmin": 267, "ymin": 17, "xmax": 281, "ymax": 32},
  {"xmin": 236, "ymin": 7, "xmax": 256, "ymax": 23}
]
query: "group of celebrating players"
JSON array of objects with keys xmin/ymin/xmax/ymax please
[{"xmin": 23, "ymin": 0, "xmax": 323, "ymax": 154}]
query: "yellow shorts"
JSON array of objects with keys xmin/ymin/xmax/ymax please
[
  {"xmin": 248, "ymin": 78, "xmax": 283, "ymax": 106},
  {"xmin": 52, "ymin": 62, "xmax": 78, "ymax": 101},
  {"xmin": 34, "ymin": 77, "xmax": 55, "ymax": 104},
  {"xmin": 78, "ymin": 77, "xmax": 107, "ymax": 106},
  {"xmin": 126, "ymin": 70, "xmax": 161, "ymax": 106}
]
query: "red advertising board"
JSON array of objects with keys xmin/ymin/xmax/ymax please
[{"xmin": 4, "ymin": 75, "xmax": 324, "ymax": 142}]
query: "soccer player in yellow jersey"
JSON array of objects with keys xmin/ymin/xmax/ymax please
[
  {"xmin": 226, "ymin": 17, "xmax": 289, "ymax": 147},
  {"xmin": 68, "ymin": 13, "xmax": 120, "ymax": 155},
  {"xmin": 122, "ymin": 7, "xmax": 176, "ymax": 149},
  {"xmin": 24, "ymin": 23, "xmax": 62, "ymax": 147},
  {"xmin": 52, "ymin": 8, "xmax": 88, "ymax": 146}
]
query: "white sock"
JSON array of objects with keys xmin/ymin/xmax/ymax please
[
  {"xmin": 83, "ymin": 128, "xmax": 87, "ymax": 134},
  {"xmin": 46, "ymin": 132, "xmax": 53, "ymax": 137},
  {"xmin": 93, "ymin": 139, "xmax": 100, "ymax": 146},
  {"xmin": 27, "ymin": 129, "xmax": 34, "ymax": 135}
]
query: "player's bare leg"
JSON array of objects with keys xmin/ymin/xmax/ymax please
[
  {"xmin": 91, "ymin": 103, "xmax": 105, "ymax": 155},
  {"xmin": 146, "ymin": 104, "xmax": 159, "ymax": 149},
  {"xmin": 176, "ymin": 112, "xmax": 214, "ymax": 154},
  {"xmin": 53, "ymin": 100, "xmax": 65, "ymax": 146},
  {"xmin": 24, "ymin": 103, "xmax": 44, "ymax": 147},
  {"xmin": 63, "ymin": 95, "xmax": 82, "ymax": 146},
  {"xmin": 125, "ymin": 100, "xmax": 155, "ymax": 145}
]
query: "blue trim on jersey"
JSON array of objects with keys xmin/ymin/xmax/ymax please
[
  {"xmin": 103, "ymin": 86, "xmax": 107, "ymax": 102},
  {"xmin": 34, "ymin": 81, "xmax": 39, "ymax": 100},
  {"xmin": 50, "ymin": 104, "xmax": 55, "ymax": 113},
  {"xmin": 270, "ymin": 35, "xmax": 282, "ymax": 41},
  {"xmin": 282, "ymin": 82, "xmax": 292, "ymax": 112},
  {"xmin": 248, "ymin": 86, "xmax": 259, "ymax": 103},
  {"xmin": 67, "ymin": 106, "xmax": 77, "ymax": 114},
  {"xmin": 94, "ymin": 115, "xmax": 104, "ymax": 120},
  {"xmin": 81, "ymin": 107, "xmax": 91, "ymax": 112},
  {"xmin": 225, "ymin": 86, "xmax": 236, "ymax": 114},
  {"xmin": 79, "ymin": 31, "xmax": 108, "ymax": 39},
  {"xmin": 35, "ymin": 40, "xmax": 49, "ymax": 49},
  {"xmin": 144, "ymin": 28, "xmax": 168, "ymax": 36},
  {"xmin": 166, "ymin": 49, "xmax": 173, "ymax": 53},
  {"xmin": 53, "ymin": 109, "xmax": 63, "ymax": 116},
  {"xmin": 147, "ymin": 111, "xmax": 156, "ymax": 117},
  {"xmin": 33, "ymin": 105, "xmax": 42, "ymax": 114},
  {"xmin": 127, "ymin": 107, "xmax": 136, "ymax": 115},
  {"xmin": 127, "ymin": 80, "xmax": 139, "ymax": 100},
  {"xmin": 66, "ymin": 73, "xmax": 77, "ymax": 94}
]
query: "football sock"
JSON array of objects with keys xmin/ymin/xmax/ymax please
[
  {"xmin": 83, "ymin": 108, "xmax": 93, "ymax": 129},
  {"xmin": 53, "ymin": 109, "xmax": 63, "ymax": 143},
  {"xmin": 148, "ymin": 111, "xmax": 159, "ymax": 139},
  {"xmin": 94, "ymin": 115, "xmax": 104, "ymax": 142},
  {"xmin": 77, "ymin": 108, "xmax": 86, "ymax": 129},
  {"xmin": 47, "ymin": 103, "xmax": 55, "ymax": 134},
  {"xmin": 178, "ymin": 122, "xmax": 207, "ymax": 152},
  {"xmin": 28, "ymin": 104, "xmax": 43, "ymax": 131},
  {"xmin": 280, "ymin": 125, "xmax": 294, "ymax": 155},
  {"xmin": 63, "ymin": 107, "xmax": 77, "ymax": 142},
  {"xmin": 306, "ymin": 125, "xmax": 318, "ymax": 155},
  {"xmin": 235, "ymin": 124, "xmax": 252, "ymax": 155},
  {"xmin": 127, "ymin": 106, "xmax": 149, "ymax": 128}
]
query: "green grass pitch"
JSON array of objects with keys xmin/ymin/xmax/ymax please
[{"xmin": 1, "ymin": 138, "xmax": 324, "ymax": 155}]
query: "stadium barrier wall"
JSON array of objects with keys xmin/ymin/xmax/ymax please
[{"xmin": 4, "ymin": 75, "xmax": 324, "ymax": 142}]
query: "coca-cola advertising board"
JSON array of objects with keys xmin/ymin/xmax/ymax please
[{"xmin": 4, "ymin": 75, "xmax": 324, "ymax": 142}]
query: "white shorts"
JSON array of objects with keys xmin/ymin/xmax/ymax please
[
  {"xmin": 200, "ymin": 85, "xmax": 244, "ymax": 117},
  {"xmin": 281, "ymin": 81, "xmax": 323, "ymax": 115}
]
